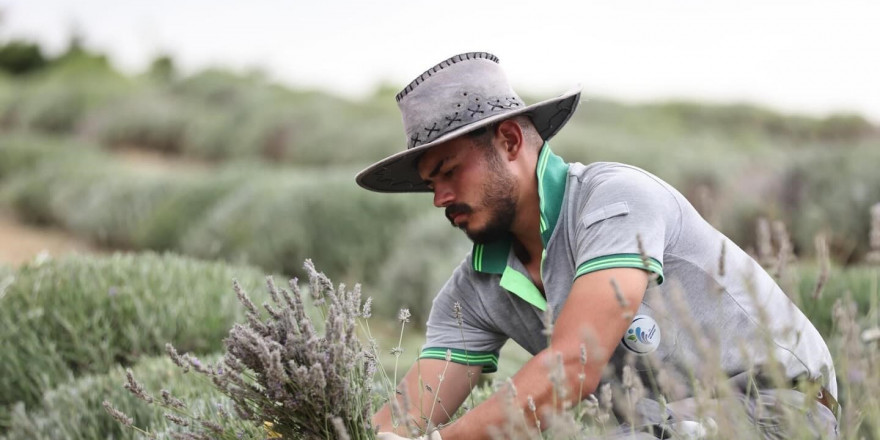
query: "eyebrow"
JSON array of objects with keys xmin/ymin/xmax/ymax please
[{"xmin": 423, "ymin": 156, "xmax": 450, "ymax": 183}]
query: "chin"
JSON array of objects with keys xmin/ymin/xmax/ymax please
[{"xmin": 465, "ymin": 225, "xmax": 508, "ymax": 245}]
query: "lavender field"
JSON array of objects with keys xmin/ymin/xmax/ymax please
[{"xmin": 0, "ymin": 42, "xmax": 878, "ymax": 439}]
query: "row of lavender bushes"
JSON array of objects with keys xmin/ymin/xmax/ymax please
[
  {"xmin": 2, "ymin": 52, "xmax": 875, "ymax": 168},
  {"xmin": 0, "ymin": 255, "xmax": 422, "ymax": 439},
  {"xmin": 2, "ymin": 133, "xmax": 880, "ymax": 326},
  {"xmin": 0, "ymin": 134, "xmax": 424, "ymax": 286},
  {"xmin": 2, "ymin": 245, "xmax": 878, "ymax": 438},
  {"xmin": 0, "ymin": 253, "xmax": 268, "ymax": 433},
  {"xmin": 2, "ymin": 52, "xmax": 880, "ymax": 264},
  {"xmin": 0, "ymin": 57, "xmax": 403, "ymax": 166}
]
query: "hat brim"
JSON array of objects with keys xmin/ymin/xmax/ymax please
[{"xmin": 356, "ymin": 88, "xmax": 581, "ymax": 193}]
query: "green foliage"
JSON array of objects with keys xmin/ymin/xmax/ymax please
[
  {"xmin": 16, "ymin": 82, "xmax": 87, "ymax": 133},
  {"xmin": 0, "ymin": 40, "xmax": 46, "ymax": 76},
  {"xmin": 2, "ymin": 148, "xmax": 118, "ymax": 226},
  {"xmin": 790, "ymin": 264, "xmax": 879, "ymax": 337},
  {"xmin": 131, "ymin": 177, "xmax": 242, "ymax": 251},
  {"xmin": 375, "ymin": 213, "xmax": 470, "ymax": 326},
  {"xmin": 0, "ymin": 355, "xmax": 251, "ymax": 440},
  {"xmin": 0, "ymin": 134, "xmax": 424, "ymax": 283},
  {"xmin": 49, "ymin": 37, "xmax": 113, "ymax": 74},
  {"xmin": 0, "ymin": 133, "xmax": 72, "ymax": 180},
  {"xmin": 147, "ymin": 54, "xmax": 176, "ymax": 82},
  {"xmin": 781, "ymin": 146, "xmax": 880, "ymax": 262},
  {"xmin": 180, "ymin": 169, "xmax": 422, "ymax": 284},
  {"xmin": 0, "ymin": 75, "xmax": 14, "ymax": 129},
  {"xmin": 562, "ymin": 98, "xmax": 878, "ymax": 147},
  {"xmin": 8, "ymin": 70, "xmax": 131, "ymax": 133},
  {"xmin": 0, "ymin": 253, "xmax": 267, "ymax": 424},
  {"xmin": 90, "ymin": 90, "xmax": 189, "ymax": 153}
]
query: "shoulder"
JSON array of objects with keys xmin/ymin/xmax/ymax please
[
  {"xmin": 437, "ymin": 254, "xmax": 497, "ymax": 303},
  {"xmin": 429, "ymin": 255, "xmax": 506, "ymax": 331},
  {"xmin": 570, "ymin": 162, "xmax": 671, "ymax": 193},
  {"xmin": 566, "ymin": 162, "xmax": 680, "ymax": 213}
]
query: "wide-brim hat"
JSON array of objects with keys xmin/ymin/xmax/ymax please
[{"xmin": 356, "ymin": 52, "xmax": 581, "ymax": 193}]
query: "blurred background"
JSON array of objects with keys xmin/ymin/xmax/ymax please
[{"xmin": 1, "ymin": 1, "xmax": 879, "ymax": 437}]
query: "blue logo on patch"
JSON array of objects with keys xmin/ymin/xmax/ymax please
[
  {"xmin": 621, "ymin": 315, "xmax": 661, "ymax": 355},
  {"xmin": 627, "ymin": 325, "xmax": 657, "ymax": 344}
]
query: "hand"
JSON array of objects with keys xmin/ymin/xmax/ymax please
[{"xmin": 376, "ymin": 430, "xmax": 442, "ymax": 440}]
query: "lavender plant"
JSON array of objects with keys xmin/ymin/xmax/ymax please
[{"xmin": 106, "ymin": 259, "xmax": 377, "ymax": 439}]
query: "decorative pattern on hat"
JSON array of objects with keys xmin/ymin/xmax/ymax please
[{"xmin": 407, "ymin": 91, "xmax": 524, "ymax": 148}]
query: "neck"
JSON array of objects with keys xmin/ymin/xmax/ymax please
[{"xmin": 510, "ymin": 169, "xmax": 543, "ymax": 264}]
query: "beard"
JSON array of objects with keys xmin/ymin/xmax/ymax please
[{"xmin": 445, "ymin": 161, "xmax": 517, "ymax": 245}]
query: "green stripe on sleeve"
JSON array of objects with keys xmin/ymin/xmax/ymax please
[
  {"xmin": 574, "ymin": 254, "xmax": 664, "ymax": 284},
  {"xmin": 419, "ymin": 347, "xmax": 499, "ymax": 373}
]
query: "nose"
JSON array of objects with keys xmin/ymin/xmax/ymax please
[{"xmin": 432, "ymin": 183, "xmax": 454, "ymax": 208}]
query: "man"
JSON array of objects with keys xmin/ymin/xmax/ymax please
[{"xmin": 355, "ymin": 52, "xmax": 838, "ymax": 439}]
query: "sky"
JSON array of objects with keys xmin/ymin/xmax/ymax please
[{"xmin": 1, "ymin": 0, "xmax": 878, "ymax": 121}]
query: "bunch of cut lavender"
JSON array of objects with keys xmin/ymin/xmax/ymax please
[
  {"xmin": 209, "ymin": 259, "xmax": 376, "ymax": 439},
  {"xmin": 106, "ymin": 259, "xmax": 377, "ymax": 439}
]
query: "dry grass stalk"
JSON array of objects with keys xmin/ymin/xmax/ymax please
[
  {"xmin": 868, "ymin": 203, "xmax": 880, "ymax": 265},
  {"xmin": 756, "ymin": 217, "xmax": 774, "ymax": 267},
  {"xmin": 812, "ymin": 233, "xmax": 831, "ymax": 300},
  {"xmin": 772, "ymin": 220, "xmax": 794, "ymax": 279}
]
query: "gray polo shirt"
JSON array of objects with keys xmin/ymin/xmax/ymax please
[{"xmin": 420, "ymin": 143, "xmax": 836, "ymax": 398}]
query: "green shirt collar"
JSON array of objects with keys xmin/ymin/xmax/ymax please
[{"xmin": 471, "ymin": 142, "xmax": 569, "ymax": 274}]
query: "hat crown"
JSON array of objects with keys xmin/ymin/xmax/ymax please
[{"xmin": 397, "ymin": 52, "xmax": 525, "ymax": 149}]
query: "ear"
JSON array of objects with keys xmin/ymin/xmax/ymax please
[{"xmin": 494, "ymin": 118, "xmax": 524, "ymax": 161}]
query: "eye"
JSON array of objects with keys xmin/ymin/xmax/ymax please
[{"xmin": 444, "ymin": 167, "xmax": 456, "ymax": 178}]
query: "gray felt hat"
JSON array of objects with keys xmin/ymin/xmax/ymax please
[{"xmin": 356, "ymin": 52, "xmax": 581, "ymax": 193}]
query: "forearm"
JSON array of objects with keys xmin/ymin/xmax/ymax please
[
  {"xmin": 372, "ymin": 368, "xmax": 441, "ymax": 435},
  {"xmin": 373, "ymin": 402, "xmax": 411, "ymax": 436},
  {"xmin": 440, "ymin": 346, "xmax": 598, "ymax": 440},
  {"xmin": 373, "ymin": 358, "xmax": 482, "ymax": 435}
]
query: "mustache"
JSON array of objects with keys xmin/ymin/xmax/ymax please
[{"xmin": 445, "ymin": 204, "xmax": 473, "ymax": 223}]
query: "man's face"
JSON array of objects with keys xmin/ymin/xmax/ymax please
[{"xmin": 417, "ymin": 134, "xmax": 518, "ymax": 244}]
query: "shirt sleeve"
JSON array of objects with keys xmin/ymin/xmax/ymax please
[
  {"xmin": 573, "ymin": 166, "xmax": 678, "ymax": 284},
  {"xmin": 420, "ymin": 257, "xmax": 507, "ymax": 373}
]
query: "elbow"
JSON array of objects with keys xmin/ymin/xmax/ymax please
[
  {"xmin": 565, "ymin": 364, "xmax": 600, "ymax": 402},
  {"xmin": 539, "ymin": 348, "xmax": 601, "ymax": 403}
]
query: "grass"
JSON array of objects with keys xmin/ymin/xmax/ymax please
[{"xmin": 790, "ymin": 263, "xmax": 880, "ymax": 337}]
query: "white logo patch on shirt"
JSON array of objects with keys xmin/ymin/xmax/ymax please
[{"xmin": 620, "ymin": 314, "xmax": 661, "ymax": 355}]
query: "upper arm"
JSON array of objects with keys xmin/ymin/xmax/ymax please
[
  {"xmin": 421, "ymin": 259, "xmax": 507, "ymax": 373},
  {"xmin": 573, "ymin": 167, "xmax": 677, "ymax": 285},
  {"xmin": 549, "ymin": 267, "xmax": 648, "ymax": 395}
]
